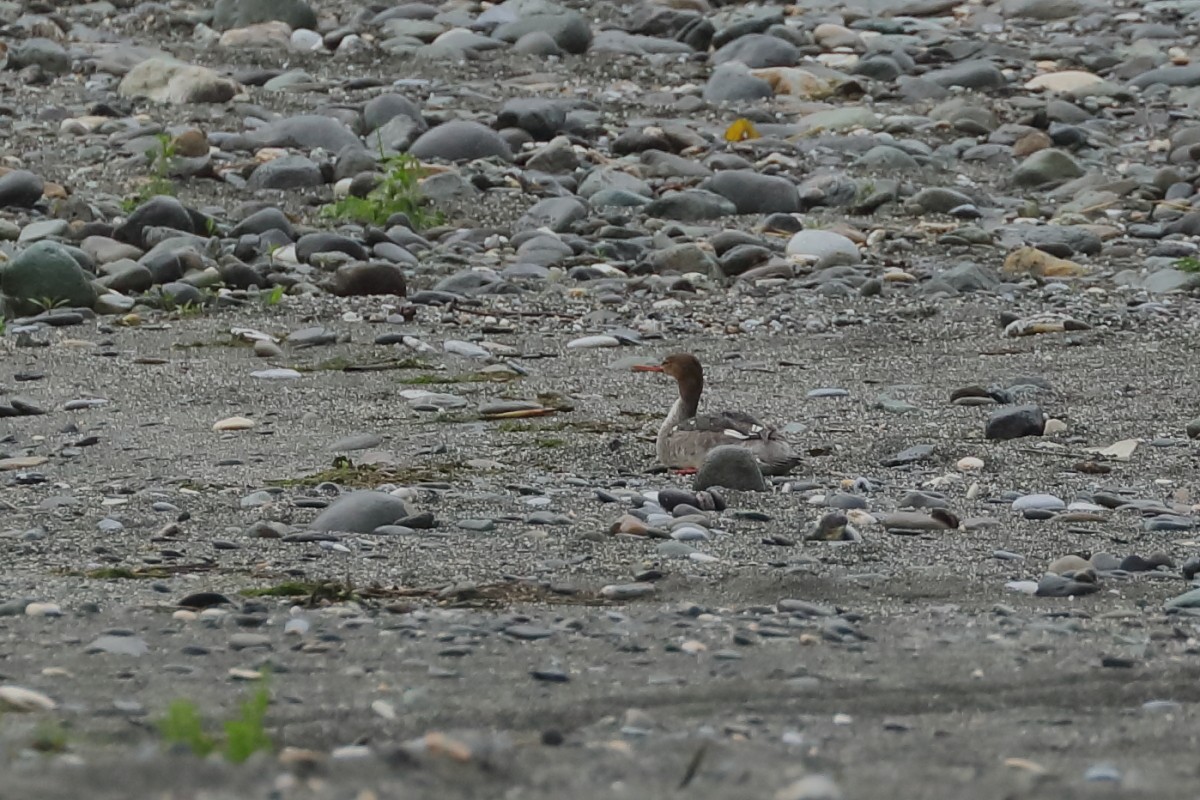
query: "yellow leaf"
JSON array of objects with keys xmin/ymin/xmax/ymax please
[{"xmin": 724, "ymin": 118, "xmax": 760, "ymax": 142}]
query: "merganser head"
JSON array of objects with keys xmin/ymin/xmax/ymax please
[{"xmin": 633, "ymin": 352, "xmax": 703, "ymax": 382}]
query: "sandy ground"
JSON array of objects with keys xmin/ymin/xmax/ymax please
[{"xmin": 3, "ymin": 291, "xmax": 1200, "ymax": 799}]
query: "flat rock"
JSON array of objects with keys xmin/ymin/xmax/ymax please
[
  {"xmin": 214, "ymin": 0, "xmax": 317, "ymax": 30},
  {"xmin": 985, "ymin": 405, "xmax": 1045, "ymax": 440},
  {"xmin": 785, "ymin": 230, "xmax": 860, "ymax": 267},
  {"xmin": 694, "ymin": 446, "xmax": 768, "ymax": 492},
  {"xmin": 0, "ymin": 170, "xmax": 44, "ymax": 208},
  {"xmin": 308, "ymin": 492, "xmax": 410, "ymax": 533},
  {"xmin": 118, "ymin": 58, "xmax": 241, "ymax": 104},
  {"xmin": 408, "ymin": 120, "xmax": 514, "ymax": 162},
  {"xmin": 1, "ymin": 241, "xmax": 98, "ymax": 317}
]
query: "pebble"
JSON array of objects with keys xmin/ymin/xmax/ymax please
[
  {"xmin": 213, "ymin": 416, "xmax": 256, "ymax": 431},
  {"xmin": 694, "ymin": 446, "xmax": 768, "ymax": 493},
  {"xmin": 0, "ymin": 686, "xmax": 56, "ymax": 712},
  {"xmin": 86, "ymin": 634, "xmax": 149, "ymax": 657},
  {"xmin": 24, "ymin": 602, "xmax": 63, "ymax": 617},
  {"xmin": 1012, "ymin": 494, "xmax": 1065, "ymax": 513},
  {"xmin": 2, "ymin": 0, "xmax": 1199, "ymax": 784},
  {"xmin": 308, "ymin": 491, "xmax": 410, "ymax": 533},
  {"xmin": 1036, "ymin": 574, "xmax": 1100, "ymax": 598},
  {"xmin": 984, "ymin": 405, "xmax": 1045, "ymax": 440},
  {"xmin": 776, "ymin": 775, "xmax": 843, "ymax": 800},
  {"xmin": 600, "ymin": 583, "xmax": 657, "ymax": 600}
]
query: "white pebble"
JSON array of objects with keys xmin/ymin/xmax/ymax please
[
  {"xmin": 251, "ymin": 368, "xmax": 302, "ymax": 380},
  {"xmin": 956, "ymin": 456, "xmax": 984, "ymax": 471},
  {"xmin": 213, "ymin": 415, "xmax": 255, "ymax": 431},
  {"xmin": 24, "ymin": 602, "xmax": 62, "ymax": 618},
  {"xmin": 567, "ymin": 335, "xmax": 621, "ymax": 349},
  {"xmin": 0, "ymin": 685, "xmax": 56, "ymax": 712},
  {"xmin": 284, "ymin": 618, "xmax": 310, "ymax": 636},
  {"xmin": 371, "ymin": 700, "xmax": 397, "ymax": 720}
]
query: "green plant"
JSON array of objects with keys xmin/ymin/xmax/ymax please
[
  {"xmin": 223, "ymin": 683, "xmax": 273, "ymax": 763},
  {"xmin": 265, "ymin": 243, "xmax": 283, "ymax": 270},
  {"xmin": 158, "ymin": 681, "xmax": 273, "ymax": 763},
  {"xmin": 322, "ymin": 138, "xmax": 444, "ymax": 229},
  {"xmin": 122, "ymin": 133, "xmax": 177, "ymax": 212},
  {"xmin": 175, "ymin": 301, "xmax": 204, "ymax": 317},
  {"xmin": 1175, "ymin": 256, "xmax": 1200, "ymax": 273},
  {"xmin": 28, "ymin": 296, "xmax": 71, "ymax": 312},
  {"xmin": 241, "ymin": 580, "xmax": 358, "ymax": 604},
  {"xmin": 159, "ymin": 291, "xmax": 204, "ymax": 316},
  {"xmin": 159, "ymin": 699, "xmax": 216, "ymax": 757},
  {"xmin": 261, "ymin": 284, "xmax": 285, "ymax": 306},
  {"xmin": 30, "ymin": 721, "xmax": 70, "ymax": 753}
]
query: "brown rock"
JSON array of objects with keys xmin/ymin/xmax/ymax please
[
  {"xmin": 328, "ymin": 262, "xmax": 407, "ymax": 298},
  {"xmin": 1047, "ymin": 554, "xmax": 1090, "ymax": 575},
  {"xmin": 1013, "ymin": 130, "xmax": 1052, "ymax": 157},
  {"xmin": 1002, "ymin": 246, "xmax": 1088, "ymax": 278},
  {"xmin": 172, "ymin": 129, "xmax": 210, "ymax": 158}
]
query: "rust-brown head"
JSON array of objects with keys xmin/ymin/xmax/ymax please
[{"xmin": 633, "ymin": 353, "xmax": 704, "ymax": 382}]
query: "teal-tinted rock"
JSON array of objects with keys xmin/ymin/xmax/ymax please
[
  {"xmin": 0, "ymin": 241, "xmax": 98, "ymax": 317},
  {"xmin": 212, "ymin": 0, "xmax": 317, "ymax": 31},
  {"xmin": 492, "ymin": 11, "xmax": 592, "ymax": 54},
  {"xmin": 1165, "ymin": 588, "xmax": 1200, "ymax": 609},
  {"xmin": 585, "ymin": 188, "xmax": 650, "ymax": 208},
  {"xmin": 1013, "ymin": 149, "xmax": 1084, "ymax": 187}
]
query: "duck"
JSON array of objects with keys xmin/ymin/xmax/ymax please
[{"xmin": 634, "ymin": 352, "xmax": 802, "ymax": 476}]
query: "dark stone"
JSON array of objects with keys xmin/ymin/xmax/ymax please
[{"xmin": 984, "ymin": 404, "xmax": 1045, "ymax": 440}]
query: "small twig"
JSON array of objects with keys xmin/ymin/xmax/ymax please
[
  {"xmin": 451, "ymin": 305, "xmax": 578, "ymax": 321},
  {"xmin": 1015, "ymin": 447, "xmax": 1100, "ymax": 460},
  {"xmin": 678, "ymin": 741, "xmax": 709, "ymax": 790}
]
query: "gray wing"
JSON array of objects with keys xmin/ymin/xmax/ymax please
[{"xmin": 676, "ymin": 410, "xmax": 774, "ymax": 440}]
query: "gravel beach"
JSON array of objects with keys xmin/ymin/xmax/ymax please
[{"xmin": 4, "ymin": 0, "xmax": 1200, "ymax": 796}]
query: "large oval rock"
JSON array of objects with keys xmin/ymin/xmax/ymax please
[
  {"xmin": 492, "ymin": 11, "xmax": 592, "ymax": 54},
  {"xmin": 984, "ymin": 405, "xmax": 1045, "ymax": 440},
  {"xmin": 0, "ymin": 241, "xmax": 98, "ymax": 316},
  {"xmin": 785, "ymin": 230, "xmax": 860, "ymax": 267},
  {"xmin": 694, "ymin": 446, "xmax": 768, "ymax": 492},
  {"xmin": 213, "ymin": 0, "xmax": 317, "ymax": 31},
  {"xmin": 308, "ymin": 491, "xmax": 410, "ymax": 533},
  {"xmin": 643, "ymin": 190, "xmax": 736, "ymax": 221},
  {"xmin": 705, "ymin": 171, "xmax": 800, "ymax": 214},
  {"xmin": 711, "ymin": 34, "xmax": 798, "ymax": 68},
  {"xmin": 703, "ymin": 64, "xmax": 774, "ymax": 103},
  {"xmin": 497, "ymin": 98, "xmax": 566, "ymax": 140},
  {"xmin": 114, "ymin": 196, "xmax": 198, "ymax": 247},
  {"xmin": 0, "ymin": 170, "xmax": 45, "ymax": 209},
  {"xmin": 1012, "ymin": 149, "xmax": 1084, "ymax": 187},
  {"xmin": 247, "ymin": 115, "xmax": 361, "ymax": 153},
  {"xmin": 515, "ymin": 197, "xmax": 587, "ymax": 232},
  {"xmin": 118, "ymin": 58, "xmax": 241, "ymax": 105},
  {"xmin": 231, "ymin": 207, "xmax": 295, "ymax": 239},
  {"xmin": 408, "ymin": 120, "xmax": 514, "ymax": 162},
  {"xmin": 247, "ymin": 155, "xmax": 324, "ymax": 191},
  {"xmin": 363, "ymin": 94, "xmax": 424, "ymax": 133},
  {"xmin": 8, "ymin": 39, "xmax": 70, "ymax": 74},
  {"xmin": 924, "ymin": 60, "xmax": 1007, "ymax": 90},
  {"xmin": 296, "ymin": 232, "xmax": 368, "ymax": 263},
  {"xmin": 329, "ymin": 263, "xmax": 407, "ymax": 297}
]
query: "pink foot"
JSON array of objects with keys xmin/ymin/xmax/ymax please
[{"xmin": 671, "ymin": 468, "xmax": 698, "ymax": 476}]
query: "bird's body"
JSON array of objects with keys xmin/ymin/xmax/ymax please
[{"xmin": 635, "ymin": 353, "xmax": 801, "ymax": 475}]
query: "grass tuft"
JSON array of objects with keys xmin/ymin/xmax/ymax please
[
  {"xmin": 321, "ymin": 148, "xmax": 444, "ymax": 230},
  {"xmin": 158, "ymin": 681, "xmax": 273, "ymax": 763}
]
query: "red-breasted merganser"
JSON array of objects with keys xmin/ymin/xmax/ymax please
[{"xmin": 634, "ymin": 352, "xmax": 802, "ymax": 476}]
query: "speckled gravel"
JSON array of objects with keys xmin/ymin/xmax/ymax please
[{"xmin": 5, "ymin": 0, "xmax": 1200, "ymax": 796}]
